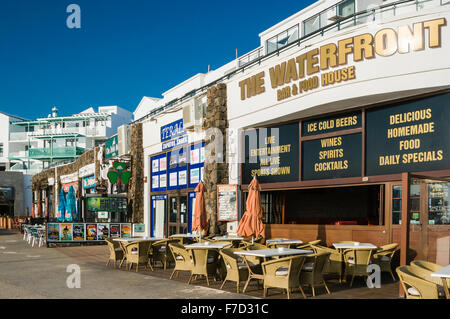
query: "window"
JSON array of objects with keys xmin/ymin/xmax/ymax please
[
  {"xmin": 0, "ymin": 143, "xmax": 3, "ymax": 157},
  {"xmin": 429, "ymin": 183, "xmax": 450, "ymax": 225},
  {"xmin": 339, "ymin": 0, "xmax": 355, "ymax": 18},
  {"xmin": 392, "ymin": 183, "xmax": 422, "ymax": 225},
  {"xmin": 266, "ymin": 25, "xmax": 299, "ymax": 54},
  {"xmin": 303, "ymin": 0, "xmax": 355, "ymax": 36}
]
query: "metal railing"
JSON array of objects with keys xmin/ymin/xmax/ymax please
[
  {"xmin": 28, "ymin": 146, "xmax": 85, "ymax": 159},
  {"xmin": 133, "ymin": 0, "xmax": 447, "ymax": 124}
]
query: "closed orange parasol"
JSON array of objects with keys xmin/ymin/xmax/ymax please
[
  {"xmin": 37, "ymin": 201, "xmax": 42, "ymax": 218},
  {"xmin": 237, "ymin": 177, "xmax": 265, "ymax": 239},
  {"xmin": 192, "ymin": 181, "xmax": 209, "ymax": 236},
  {"xmin": 31, "ymin": 204, "xmax": 35, "ymax": 218}
]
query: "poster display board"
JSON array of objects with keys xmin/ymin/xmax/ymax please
[
  {"xmin": 46, "ymin": 223, "xmax": 140, "ymax": 243},
  {"xmin": 168, "ymin": 147, "xmax": 188, "ymax": 190},
  {"xmin": 151, "ymin": 153, "xmax": 168, "ymax": 192},
  {"xmin": 217, "ymin": 184, "xmax": 239, "ymax": 221},
  {"xmin": 73, "ymin": 224, "xmax": 85, "ymax": 241},
  {"xmin": 60, "ymin": 223, "xmax": 73, "ymax": 241}
]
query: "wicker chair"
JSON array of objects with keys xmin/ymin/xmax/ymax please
[
  {"xmin": 343, "ymin": 248, "xmax": 376, "ymax": 287},
  {"xmin": 105, "ymin": 238, "xmax": 124, "ymax": 268},
  {"xmin": 124, "ymin": 240, "xmax": 152, "ymax": 272},
  {"xmin": 188, "ymin": 248, "xmax": 220, "ymax": 286},
  {"xmin": 311, "ymin": 244, "xmax": 344, "ymax": 281},
  {"xmin": 168, "ymin": 242, "xmax": 193, "ymax": 280},
  {"xmin": 118, "ymin": 241, "xmax": 128, "ymax": 269},
  {"xmin": 219, "ymin": 248, "xmax": 249, "ymax": 293},
  {"xmin": 411, "ymin": 260, "xmax": 444, "ymax": 272},
  {"xmin": 396, "ymin": 265, "xmax": 440, "ymax": 299},
  {"xmin": 151, "ymin": 239, "xmax": 177, "ymax": 270},
  {"xmin": 411, "ymin": 260, "xmax": 450, "ymax": 288},
  {"xmin": 261, "ymin": 255, "xmax": 307, "ymax": 299},
  {"xmin": 300, "ymin": 252, "xmax": 331, "ymax": 297},
  {"xmin": 372, "ymin": 243, "xmax": 399, "ymax": 281},
  {"xmin": 296, "ymin": 240, "xmax": 321, "ymax": 249}
]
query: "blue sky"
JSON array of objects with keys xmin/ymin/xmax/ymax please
[{"xmin": 0, "ymin": 0, "xmax": 315, "ymax": 119}]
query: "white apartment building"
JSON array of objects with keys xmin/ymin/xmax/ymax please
[{"xmin": 7, "ymin": 105, "xmax": 132, "ymax": 175}]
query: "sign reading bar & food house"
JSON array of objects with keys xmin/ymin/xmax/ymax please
[
  {"xmin": 242, "ymin": 123, "xmax": 299, "ymax": 184},
  {"xmin": 302, "ymin": 133, "xmax": 362, "ymax": 180},
  {"xmin": 366, "ymin": 93, "xmax": 450, "ymax": 175}
]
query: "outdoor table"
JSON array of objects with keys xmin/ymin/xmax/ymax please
[
  {"xmin": 266, "ymin": 239, "xmax": 303, "ymax": 247},
  {"xmin": 234, "ymin": 248, "xmax": 314, "ymax": 293},
  {"xmin": 185, "ymin": 242, "xmax": 230, "ymax": 250},
  {"xmin": 332, "ymin": 243, "xmax": 378, "ymax": 282},
  {"xmin": 170, "ymin": 233, "xmax": 200, "ymax": 238},
  {"xmin": 113, "ymin": 237, "xmax": 164, "ymax": 242},
  {"xmin": 332, "ymin": 243, "xmax": 378, "ymax": 250},
  {"xmin": 431, "ymin": 264, "xmax": 450, "ymax": 299},
  {"xmin": 212, "ymin": 236, "xmax": 244, "ymax": 241}
]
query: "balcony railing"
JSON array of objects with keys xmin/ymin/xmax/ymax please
[{"xmin": 28, "ymin": 146, "xmax": 86, "ymax": 159}]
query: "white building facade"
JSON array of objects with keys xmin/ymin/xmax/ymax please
[{"xmin": 137, "ymin": 0, "xmax": 450, "ymax": 264}]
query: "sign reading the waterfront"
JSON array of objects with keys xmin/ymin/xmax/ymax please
[
  {"xmin": 105, "ymin": 135, "xmax": 119, "ymax": 159},
  {"xmin": 242, "ymin": 123, "xmax": 299, "ymax": 184},
  {"xmin": 217, "ymin": 184, "xmax": 238, "ymax": 221},
  {"xmin": 302, "ymin": 112, "xmax": 361, "ymax": 137},
  {"xmin": 302, "ymin": 133, "xmax": 362, "ymax": 180},
  {"xmin": 366, "ymin": 93, "xmax": 450, "ymax": 175},
  {"xmin": 237, "ymin": 18, "xmax": 446, "ymax": 102}
]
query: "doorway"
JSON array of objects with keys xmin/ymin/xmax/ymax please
[
  {"xmin": 168, "ymin": 196, "xmax": 188, "ymax": 236},
  {"xmin": 391, "ymin": 176, "xmax": 450, "ymax": 264}
]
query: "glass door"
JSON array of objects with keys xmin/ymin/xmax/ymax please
[{"xmin": 168, "ymin": 196, "xmax": 188, "ymax": 236}]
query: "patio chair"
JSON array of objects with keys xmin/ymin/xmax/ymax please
[
  {"xmin": 219, "ymin": 248, "xmax": 250, "ymax": 293},
  {"xmin": 124, "ymin": 240, "xmax": 152, "ymax": 272},
  {"xmin": 118, "ymin": 241, "xmax": 128, "ymax": 269},
  {"xmin": 261, "ymin": 255, "xmax": 307, "ymax": 299},
  {"xmin": 411, "ymin": 260, "xmax": 450, "ymax": 288},
  {"xmin": 105, "ymin": 238, "xmax": 124, "ymax": 268},
  {"xmin": 343, "ymin": 248, "xmax": 376, "ymax": 287},
  {"xmin": 188, "ymin": 248, "xmax": 220, "ymax": 286},
  {"xmin": 300, "ymin": 252, "xmax": 331, "ymax": 297},
  {"xmin": 296, "ymin": 240, "xmax": 321, "ymax": 250},
  {"xmin": 168, "ymin": 242, "xmax": 193, "ymax": 280},
  {"xmin": 311, "ymin": 244, "xmax": 344, "ymax": 281},
  {"xmin": 372, "ymin": 243, "xmax": 399, "ymax": 281},
  {"xmin": 411, "ymin": 260, "xmax": 444, "ymax": 272},
  {"xmin": 396, "ymin": 265, "xmax": 440, "ymax": 299},
  {"xmin": 151, "ymin": 239, "xmax": 177, "ymax": 270}
]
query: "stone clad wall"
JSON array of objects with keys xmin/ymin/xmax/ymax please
[
  {"xmin": 204, "ymin": 83, "xmax": 229, "ymax": 234},
  {"xmin": 129, "ymin": 123, "xmax": 144, "ymax": 223}
]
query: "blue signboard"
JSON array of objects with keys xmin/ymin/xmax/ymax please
[
  {"xmin": 161, "ymin": 119, "xmax": 185, "ymax": 142},
  {"xmin": 162, "ymin": 135, "xmax": 188, "ymax": 150},
  {"xmin": 82, "ymin": 175, "xmax": 96, "ymax": 189}
]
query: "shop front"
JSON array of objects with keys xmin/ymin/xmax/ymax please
[
  {"xmin": 227, "ymin": 7, "xmax": 450, "ymax": 264},
  {"xmin": 144, "ymin": 115, "xmax": 205, "ymax": 238}
]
